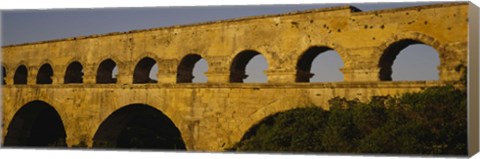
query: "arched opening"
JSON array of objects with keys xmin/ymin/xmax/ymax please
[
  {"xmin": 93, "ymin": 104, "xmax": 186, "ymax": 150},
  {"xmin": 3, "ymin": 101, "xmax": 67, "ymax": 147},
  {"xmin": 133, "ymin": 57, "xmax": 157, "ymax": 84},
  {"xmin": 64, "ymin": 61, "xmax": 83, "ymax": 84},
  {"xmin": 177, "ymin": 54, "xmax": 208, "ymax": 83},
  {"xmin": 379, "ymin": 39, "xmax": 440, "ymax": 81},
  {"xmin": 230, "ymin": 50, "xmax": 268, "ymax": 83},
  {"xmin": 36, "ymin": 64, "xmax": 53, "ymax": 84},
  {"xmin": 2, "ymin": 66, "xmax": 6, "ymax": 85},
  {"xmin": 13, "ymin": 65, "xmax": 28, "ymax": 85},
  {"xmin": 296, "ymin": 46, "xmax": 344, "ymax": 82},
  {"xmin": 96, "ymin": 59, "xmax": 117, "ymax": 84}
]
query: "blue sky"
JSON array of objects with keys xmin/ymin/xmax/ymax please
[{"xmin": 1, "ymin": 2, "xmax": 442, "ymax": 82}]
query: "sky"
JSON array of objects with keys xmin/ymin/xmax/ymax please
[{"xmin": 1, "ymin": 2, "xmax": 443, "ymax": 83}]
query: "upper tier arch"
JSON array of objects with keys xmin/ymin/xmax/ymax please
[{"xmin": 0, "ymin": 3, "xmax": 468, "ymax": 85}]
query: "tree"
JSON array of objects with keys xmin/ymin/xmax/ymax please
[{"xmin": 230, "ymin": 86, "xmax": 467, "ymax": 155}]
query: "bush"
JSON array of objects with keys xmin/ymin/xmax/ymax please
[{"xmin": 230, "ymin": 86, "xmax": 467, "ymax": 155}]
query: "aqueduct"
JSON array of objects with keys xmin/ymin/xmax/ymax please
[{"xmin": 1, "ymin": 3, "xmax": 469, "ymax": 151}]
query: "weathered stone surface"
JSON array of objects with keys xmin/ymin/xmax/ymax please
[{"xmin": 1, "ymin": 3, "xmax": 468, "ymax": 151}]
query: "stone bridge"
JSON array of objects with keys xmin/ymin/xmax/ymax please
[{"xmin": 1, "ymin": 3, "xmax": 468, "ymax": 151}]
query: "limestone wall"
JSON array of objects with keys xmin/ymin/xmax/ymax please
[
  {"xmin": 1, "ymin": 3, "xmax": 468, "ymax": 84},
  {"xmin": 2, "ymin": 81, "xmax": 451, "ymax": 150}
]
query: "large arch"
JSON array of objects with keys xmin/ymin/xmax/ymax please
[
  {"xmin": 378, "ymin": 39, "xmax": 440, "ymax": 81},
  {"xmin": 92, "ymin": 104, "xmax": 186, "ymax": 150},
  {"xmin": 3, "ymin": 101, "xmax": 67, "ymax": 147},
  {"xmin": 64, "ymin": 61, "xmax": 83, "ymax": 84},
  {"xmin": 296, "ymin": 46, "xmax": 344, "ymax": 82},
  {"xmin": 177, "ymin": 54, "xmax": 207, "ymax": 83},
  {"xmin": 133, "ymin": 57, "xmax": 157, "ymax": 84},
  {"xmin": 36, "ymin": 63, "xmax": 53, "ymax": 84},
  {"xmin": 225, "ymin": 94, "xmax": 311, "ymax": 150},
  {"xmin": 230, "ymin": 50, "xmax": 268, "ymax": 83},
  {"xmin": 96, "ymin": 59, "xmax": 117, "ymax": 84},
  {"xmin": 13, "ymin": 65, "xmax": 28, "ymax": 85}
]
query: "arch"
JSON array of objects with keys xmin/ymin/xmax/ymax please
[
  {"xmin": 230, "ymin": 50, "xmax": 268, "ymax": 83},
  {"xmin": 13, "ymin": 65, "xmax": 28, "ymax": 85},
  {"xmin": 93, "ymin": 104, "xmax": 186, "ymax": 149},
  {"xmin": 64, "ymin": 61, "xmax": 83, "ymax": 84},
  {"xmin": 177, "ymin": 54, "xmax": 208, "ymax": 83},
  {"xmin": 2, "ymin": 65, "xmax": 6, "ymax": 85},
  {"xmin": 133, "ymin": 57, "xmax": 157, "ymax": 84},
  {"xmin": 296, "ymin": 46, "xmax": 344, "ymax": 82},
  {"xmin": 378, "ymin": 39, "xmax": 440, "ymax": 81},
  {"xmin": 36, "ymin": 63, "xmax": 53, "ymax": 84},
  {"xmin": 96, "ymin": 59, "xmax": 117, "ymax": 84},
  {"xmin": 3, "ymin": 100, "xmax": 67, "ymax": 147}
]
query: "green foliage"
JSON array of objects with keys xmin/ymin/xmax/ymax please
[
  {"xmin": 230, "ymin": 86, "xmax": 467, "ymax": 155},
  {"xmin": 231, "ymin": 107, "xmax": 330, "ymax": 152}
]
